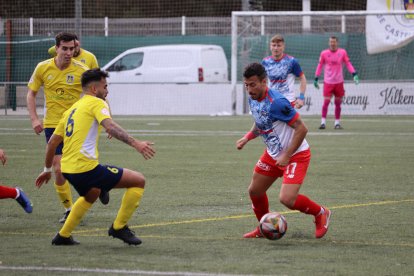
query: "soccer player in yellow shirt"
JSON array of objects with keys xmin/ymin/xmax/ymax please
[
  {"xmin": 35, "ymin": 68, "xmax": 156, "ymax": 245},
  {"xmin": 27, "ymin": 32, "xmax": 107, "ymax": 223},
  {"xmin": 47, "ymin": 35, "xmax": 99, "ymax": 69}
]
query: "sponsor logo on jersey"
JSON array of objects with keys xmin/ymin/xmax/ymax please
[{"xmin": 56, "ymin": 88, "xmax": 65, "ymax": 95}]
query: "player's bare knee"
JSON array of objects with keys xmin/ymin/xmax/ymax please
[
  {"xmin": 134, "ymin": 171, "xmax": 146, "ymax": 188},
  {"xmin": 248, "ymin": 187, "xmax": 265, "ymax": 197},
  {"xmin": 247, "ymin": 186, "xmax": 257, "ymax": 196},
  {"xmin": 247, "ymin": 180, "xmax": 260, "ymax": 195},
  {"xmin": 279, "ymin": 195, "xmax": 295, "ymax": 209}
]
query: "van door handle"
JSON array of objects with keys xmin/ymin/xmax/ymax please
[
  {"xmin": 214, "ymin": 72, "xmax": 219, "ymax": 75},
  {"xmin": 135, "ymin": 73, "xmax": 142, "ymax": 76}
]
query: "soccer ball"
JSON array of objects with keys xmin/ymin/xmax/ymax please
[{"xmin": 259, "ymin": 212, "xmax": 287, "ymax": 240}]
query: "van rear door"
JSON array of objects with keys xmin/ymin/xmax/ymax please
[
  {"xmin": 145, "ymin": 49, "xmax": 196, "ymax": 83},
  {"xmin": 200, "ymin": 47, "xmax": 228, "ymax": 83}
]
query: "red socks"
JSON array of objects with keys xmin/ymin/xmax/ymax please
[
  {"xmin": 0, "ymin": 185, "xmax": 18, "ymax": 199},
  {"xmin": 250, "ymin": 193, "xmax": 269, "ymax": 221},
  {"xmin": 292, "ymin": 194, "xmax": 321, "ymax": 216}
]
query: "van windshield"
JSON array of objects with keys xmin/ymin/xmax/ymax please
[{"xmin": 107, "ymin": 52, "xmax": 144, "ymax": 72}]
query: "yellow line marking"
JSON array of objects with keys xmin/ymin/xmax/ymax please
[
  {"xmin": 1, "ymin": 199, "xmax": 413, "ymax": 237},
  {"xmin": 72, "ymin": 198, "xmax": 414, "ymax": 234},
  {"xmin": 329, "ymin": 199, "xmax": 414, "ymax": 209}
]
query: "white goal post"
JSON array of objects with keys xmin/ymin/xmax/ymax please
[{"xmin": 230, "ymin": 10, "xmax": 414, "ymax": 115}]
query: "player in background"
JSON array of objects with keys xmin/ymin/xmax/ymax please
[
  {"xmin": 236, "ymin": 63, "xmax": 331, "ymax": 239},
  {"xmin": 0, "ymin": 148, "xmax": 33, "ymax": 213},
  {"xmin": 47, "ymin": 34, "xmax": 99, "ymax": 69},
  {"xmin": 261, "ymin": 34, "xmax": 307, "ymax": 109},
  {"xmin": 35, "ymin": 69, "xmax": 156, "ymax": 245},
  {"xmin": 27, "ymin": 32, "xmax": 108, "ymax": 224},
  {"xmin": 314, "ymin": 36, "xmax": 359, "ymax": 129}
]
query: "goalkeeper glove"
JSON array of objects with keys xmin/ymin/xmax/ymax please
[
  {"xmin": 313, "ymin": 77, "xmax": 319, "ymax": 89},
  {"xmin": 353, "ymin": 73, "xmax": 359, "ymax": 85}
]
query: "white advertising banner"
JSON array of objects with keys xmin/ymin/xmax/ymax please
[
  {"xmin": 366, "ymin": 0, "xmax": 414, "ymax": 54},
  {"xmin": 298, "ymin": 82, "xmax": 414, "ymax": 115}
]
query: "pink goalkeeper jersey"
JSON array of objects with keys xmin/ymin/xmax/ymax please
[{"xmin": 315, "ymin": 48, "xmax": 356, "ymax": 84}]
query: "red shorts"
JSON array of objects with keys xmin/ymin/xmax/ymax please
[
  {"xmin": 254, "ymin": 149, "xmax": 311, "ymax": 184},
  {"xmin": 323, "ymin": 82, "xmax": 345, "ymax": 98}
]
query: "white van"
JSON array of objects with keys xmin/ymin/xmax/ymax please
[{"xmin": 102, "ymin": 44, "xmax": 228, "ymax": 83}]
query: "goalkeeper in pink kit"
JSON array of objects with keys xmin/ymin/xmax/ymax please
[{"xmin": 314, "ymin": 36, "xmax": 359, "ymax": 129}]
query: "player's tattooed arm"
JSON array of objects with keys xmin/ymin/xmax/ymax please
[
  {"xmin": 101, "ymin": 118, "xmax": 155, "ymax": 160},
  {"xmin": 101, "ymin": 118, "xmax": 134, "ymax": 146}
]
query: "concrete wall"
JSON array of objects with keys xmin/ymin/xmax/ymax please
[
  {"xmin": 106, "ymin": 81, "xmax": 414, "ymax": 116},
  {"xmin": 106, "ymin": 83, "xmax": 245, "ymax": 115}
]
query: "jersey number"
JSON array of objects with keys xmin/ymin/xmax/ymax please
[
  {"xmin": 107, "ymin": 166, "xmax": 119, "ymax": 174},
  {"xmin": 65, "ymin": 108, "xmax": 77, "ymax": 137},
  {"xmin": 285, "ymin": 162, "xmax": 297, "ymax": 179}
]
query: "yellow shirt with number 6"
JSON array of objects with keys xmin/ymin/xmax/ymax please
[{"xmin": 54, "ymin": 95, "xmax": 111, "ymax": 173}]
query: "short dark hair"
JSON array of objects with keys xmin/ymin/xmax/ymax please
[
  {"xmin": 243, "ymin": 63, "xmax": 267, "ymax": 80},
  {"xmin": 55, "ymin": 32, "xmax": 78, "ymax": 47},
  {"xmin": 81, "ymin": 68, "xmax": 109, "ymax": 88},
  {"xmin": 330, "ymin": 36, "xmax": 338, "ymax": 41}
]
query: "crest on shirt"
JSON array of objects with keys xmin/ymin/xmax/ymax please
[
  {"xmin": 80, "ymin": 59, "xmax": 86, "ymax": 64},
  {"xmin": 66, "ymin": 75, "xmax": 74, "ymax": 84},
  {"xmin": 101, "ymin": 107, "xmax": 110, "ymax": 116}
]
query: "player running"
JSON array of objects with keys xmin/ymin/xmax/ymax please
[
  {"xmin": 236, "ymin": 63, "xmax": 331, "ymax": 239},
  {"xmin": 27, "ymin": 32, "xmax": 108, "ymax": 224},
  {"xmin": 35, "ymin": 68, "xmax": 155, "ymax": 245}
]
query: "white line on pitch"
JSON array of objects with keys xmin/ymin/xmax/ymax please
[{"xmin": 0, "ymin": 266, "xmax": 266, "ymax": 276}]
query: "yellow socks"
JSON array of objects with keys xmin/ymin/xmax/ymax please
[
  {"xmin": 54, "ymin": 181, "xmax": 73, "ymax": 209},
  {"xmin": 113, "ymin": 187, "xmax": 144, "ymax": 230},
  {"xmin": 59, "ymin": 197, "xmax": 92, "ymax": 237}
]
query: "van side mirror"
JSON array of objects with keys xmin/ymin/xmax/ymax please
[{"xmin": 114, "ymin": 64, "xmax": 126, "ymax": 72}]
